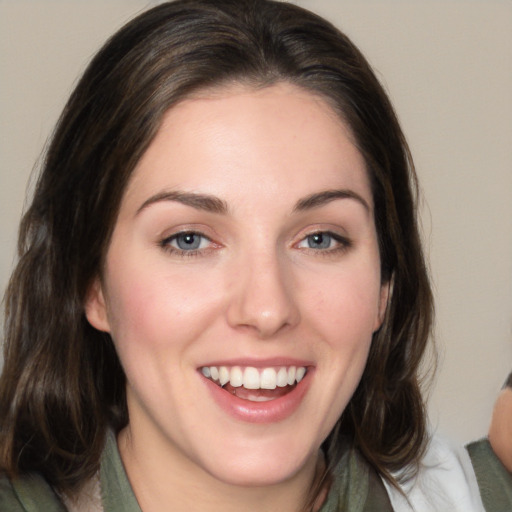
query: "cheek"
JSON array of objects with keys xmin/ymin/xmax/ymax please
[
  {"xmin": 103, "ymin": 262, "xmax": 225, "ymax": 365},
  {"xmin": 305, "ymin": 263, "xmax": 382, "ymax": 339},
  {"xmin": 302, "ymin": 261, "xmax": 381, "ymax": 398}
]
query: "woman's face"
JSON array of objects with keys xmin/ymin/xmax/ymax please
[{"xmin": 86, "ymin": 83, "xmax": 388, "ymax": 487}]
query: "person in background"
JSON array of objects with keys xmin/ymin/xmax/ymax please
[
  {"xmin": 466, "ymin": 372, "xmax": 512, "ymax": 511},
  {"xmin": 489, "ymin": 372, "xmax": 512, "ymax": 472}
]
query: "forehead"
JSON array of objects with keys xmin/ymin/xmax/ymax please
[{"xmin": 121, "ymin": 82, "xmax": 372, "ymax": 215}]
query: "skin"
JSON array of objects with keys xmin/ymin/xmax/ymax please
[
  {"xmin": 489, "ymin": 386, "xmax": 512, "ymax": 472},
  {"xmin": 86, "ymin": 83, "xmax": 389, "ymax": 512}
]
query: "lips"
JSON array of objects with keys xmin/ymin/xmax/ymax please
[{"xmin": 199, "ymin": 362, "xmax": 312, "ymax": 423}]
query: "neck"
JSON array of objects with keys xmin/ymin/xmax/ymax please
[{"xmin": 117, "ymin": 425, "xmax": 325, "ymax": 512}]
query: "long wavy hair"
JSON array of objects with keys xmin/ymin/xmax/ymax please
[{"xmin": 0, "ymin": 0, "xmax": 433, "ymax": 502}]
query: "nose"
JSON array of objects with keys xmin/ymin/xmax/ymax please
[{"xmin": 226, "ymin": 249, "xmax": 301, "ymax": 339}]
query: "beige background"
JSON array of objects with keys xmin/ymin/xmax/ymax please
[{"xmin": 1, "ymin": 0, "xmax": 511, "ymax": 445}]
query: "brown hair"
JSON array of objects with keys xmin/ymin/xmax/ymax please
[{"xmin": 0, "ymin": 0, "xmax": 433, "ymax": 501}]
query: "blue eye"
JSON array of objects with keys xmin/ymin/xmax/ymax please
[
  {"xmin": 161, "ymin": 232, "xmax": 211, "ymax": 254},
  {"xmin": 297, "ymin": 231, "xmax": 350, "ymax": 253},
  {"xmin": 173, "ymin": 233, "xmax": 203, "ymax": 250},
  {"xmin": 306, "ymin": 232, "xmax": 332, "ymax": 249}
]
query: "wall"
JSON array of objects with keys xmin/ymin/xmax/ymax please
[{"xmin": 1, "ymin": 0, "xmax": 511, "ymax": 444}]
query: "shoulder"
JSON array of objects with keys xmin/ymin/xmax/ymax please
[
  {"xmin": 323, "ymin": 436, "xmax": 486, "ymax": 512},
  {"xmin": 0, "ymin": 474, "xmax": 25, "ymax": 512},
  {"xmin": 0, "ymin": 472, "xmax": 66, "ymax": 512},
  {"xmin": 466, "ymin": 437, "xmax": 512, "ymax": 512},
  {"xmin": 384, "ymin": 435, "xmax": 486, "ymax": 512}
]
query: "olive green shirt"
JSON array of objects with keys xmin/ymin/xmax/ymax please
[
  {"xmin": 1, "ymin": 434, "xmax": 509, "ymax": 511},
  {"xmin": 467, "ymin": 438, "xmax": 512, "ymax": 512},
  {"xmin": 0, "ymin": 432, "xmax": 391, "ymax": 511}
]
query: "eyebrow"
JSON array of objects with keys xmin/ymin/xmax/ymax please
[
  {"xmin": 136, "ymin": 191, "xmax": 229, "ymax": 215},
  {"xmin": 136, "ymin": 188, "xmax": 370, "ymax": 216},
  {"xmin": 293, "ymin": 189, "xmax": 370, "ymax": 213}
]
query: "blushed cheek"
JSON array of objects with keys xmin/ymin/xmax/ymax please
[
  {"xmin": 100, "ymin": 268, "xmax": 168, "ymax": 361},
  {"xmin": 105, "ymin": 267, "xmax": 225, "ymax": 356}
]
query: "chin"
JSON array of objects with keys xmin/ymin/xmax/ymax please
[{"xmin": 195, "ymin": 434, "xmax": 319, "ymax": 488}]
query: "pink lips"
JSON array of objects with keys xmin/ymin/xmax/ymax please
[{"xmin": 200, "ymin": 361, "xmax": 313, "ymax": 424}]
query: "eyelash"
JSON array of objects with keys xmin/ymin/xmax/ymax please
[{"xmin": 159, "ymin": 230, "xmax": 351, "ymax": 258}]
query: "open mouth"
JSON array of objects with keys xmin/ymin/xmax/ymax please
[{"xmin": 200, "ymin": 365, "xmax": 307, "ymax": 402}]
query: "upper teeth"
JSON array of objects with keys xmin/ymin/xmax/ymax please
[{"xmin": 201, "ymin": 365, "xmax": 306, "ymax": 390}]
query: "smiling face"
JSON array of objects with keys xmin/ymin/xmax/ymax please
[{"xmin": 86, "ymin": 83, "xmax": 388, "ymax": 492}]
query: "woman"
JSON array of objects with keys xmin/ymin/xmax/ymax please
[{"xmin": 0, "ymin": 0, "xmax": 494, "ymax": 510}]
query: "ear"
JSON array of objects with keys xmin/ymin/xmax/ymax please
[
  {"xmin": 374, "ymin": 278, "xmax": 391, "ymax": 332},
  {"xmin": 84, "ymin": 277, "xmax": 111, "ymax": 332}
]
